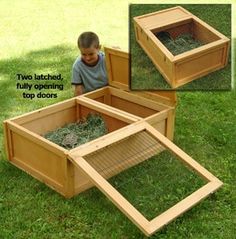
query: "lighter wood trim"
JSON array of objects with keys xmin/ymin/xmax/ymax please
[
  {"xmin": 76, "ymin": 97, "xmax": 140, "ymax": 123},
  {"xmin": 69, "ymin": 121, "xmax": 146, "ymax": 157},
  {"xmin": 7, "ymin": 121, "xmax": 67, "ymax": 157},
  {"xmin": 70, "ymin": 156, "xmax": 150, "ymax": 236},
  {"xmin": 144, "ymin": 123, "xmax": 222, "ymax": 182},
  {"xmin": 10, "ymin": 98, "xmax": 76, "ymax": 125},
  {"xmin": 148, "ymin": 181, "xmax": 222, "ymax": 235}
]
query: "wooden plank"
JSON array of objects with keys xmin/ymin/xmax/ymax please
[
  {"xmin": 76, "ymin": 97, "xmax": 140, "ymax": 123},
  {"xmin": 134, "ymin": 6, "xmax": 190, "ymax": 29},
  {"xmin": 3, "ymin": 120, "xmax": 11, "ymax": 160},
  {"xmin": 144, "ymin": 123, "xmax": 223, "ymax": 182},
  {"xmin": 173, "ymin": 39, "xmax": 227, "ymax": 62},
  {"xmin": 82, "ymin": 86, "xmax": 108, "ymax": 99},
  {"xmin": 104, "ymin": 47, "xmax": 129, "ymax": 91},
  {"xmin": 10, "ymin": 98, "xmax": 76, "ymax": 125},
  {"xmin": 7, "ymin": 121, "xmax": 67, "ymax": 157},
  {"xmin": 11, "ymin": 155, "xmax": 64, "ymax": 192},
  {"xmin": 145, "ymin": 28, "xmax": 174, "ymax": 60},
  {"xmin": 149, "ymin": 16, "xmax": 192, "ymax": 33},
  {"xmin": 109, "ymin": 87, "xmax": 167, "ymax": 111},
  {"xmin": 69, "ymin": 121, "xmax": 146, "ymax": 156},
  {"xmin": 64, "ymin": 159, "xmax": 75, "ymax": 198},
  {"xmin": 175, "ymin": 46, "xmax": 226, "ymax": 86},
  {"xmin": 148, "ymin": 181, "xmax": 222, "ymax": 235},
  {"xmin": 133, "ymin": 91, "xmax": 177, "ymax": 107},
  {"xmin": 70, "ymin": 156, "xmax": 150, "ymax": 236},
  {"xmin": 144, "ymin": 109, "xmax": 169, "ymax": 124},
  {"xmin": 166, "ymin": 109, "xmax": 176, "ymax": 141}
]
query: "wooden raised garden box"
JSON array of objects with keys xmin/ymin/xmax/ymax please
[
  {"xmin": 133, "ymin": 6, "xmax": 230, "ymax": 88},
  {"xmin": 3, "ymin": 47, "xmax": 222, "ymax": 236}
]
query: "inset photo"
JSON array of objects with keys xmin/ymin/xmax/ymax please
[{"xmin": 130, "ymin": 4, "xmax": 232, "ymax": 90}]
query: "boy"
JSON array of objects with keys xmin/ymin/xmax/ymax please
[{"xmin": 72, "ymin": 32, "xmax": 108, "ymax": 96}]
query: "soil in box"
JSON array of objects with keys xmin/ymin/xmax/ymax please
[{"xmin": 44, "ymin": 113, "xmax": 107, "ymax": 149}]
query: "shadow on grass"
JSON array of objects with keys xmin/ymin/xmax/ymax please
[
  {"xmin": 0, "ymin": 44, "xmax": 76, "ymax": 120},
  {"xmin": 130, "ymin": 4, "xmax": 232, "ymax": 90}
]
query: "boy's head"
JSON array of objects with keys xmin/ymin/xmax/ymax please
[{"xmin": 78, "ymin": 32, "xmax": 100, "ymax": 66}]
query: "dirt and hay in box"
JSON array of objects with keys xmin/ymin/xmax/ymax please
[
  {"xmin": 44, "ymin": 113, "xmax": 108, "ymax": 149},
  {"xmin": 155, "ymin": 31, "xmax": 205, "ymax": 56}
]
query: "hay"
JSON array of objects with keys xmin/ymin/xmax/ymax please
[
  {"xmin": 155, "ymin": 31, "xmax": 204, "ymax": 55},
  {"xmin": 44, "ymin": 113, "xmax": 108, "ymax": 149}
]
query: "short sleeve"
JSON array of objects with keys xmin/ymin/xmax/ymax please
[{"xmin": 71, "ymin": 63, "xmax": 82, "ymax": 85}]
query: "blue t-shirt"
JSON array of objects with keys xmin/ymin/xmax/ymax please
[{"xmin": 71, "ymin": 52, "xmax": 108, "ymax": 93}]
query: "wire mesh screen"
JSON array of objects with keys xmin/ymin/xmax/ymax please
[{"xmin": 84, "ymin": 130, "xmax": 165, "ymax": 179}]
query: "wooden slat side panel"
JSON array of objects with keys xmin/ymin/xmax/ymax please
[
  {"xmin": 193, "ymin": 19, "xmax": 221, "ymax": 43},
  {"xmin": 150, "ymin": 18, "xmax": 192, "ymax": 38},
  {"xmin": 22, "ymin": 106, "xmax": 76, "ymax": 135},
  {"xmin": 10, "ymin": 131, "xmax": 67, "ymax": 192},
  {"xmin": 104, "ymin": 47, "xmax": 129, "ymax": 90},
  {"xmin": 11, "ymin": 98, "xmax": 76, "ymax": 124},
  {"xmin": 111, "ymin": 95, "xmax": 157, "ymax": 118},
  {"xmin": 135, "ymin": 23, "xmax": 174, "ymax": 85},
  {"xmin": 175, "ymin": 46, "xmax": 225, "ymax": 85}
]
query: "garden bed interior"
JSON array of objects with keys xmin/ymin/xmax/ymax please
[{"xmin": 151, "ymin": 17, "xmax": 221, "ymax": 55}]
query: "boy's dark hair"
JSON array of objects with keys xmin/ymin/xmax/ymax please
[{"xmin": 77, "ymin": 32, "xmax": 100, "ymax": 49}]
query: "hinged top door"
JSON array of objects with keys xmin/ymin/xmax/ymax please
[
  {"xmin": 104, "ymin": 47, "xmax": 129, "ymax": 91},
  {"xmin": 133, "ymin": 6, "xmax": 192, "ymax": 29},
  {"xmin": 104, "ymin": 47, "xmax": 177, "ymax": 107},
  {"xmin": 68, "ymin": 121, "xmax": 222, "ymax": 236}
]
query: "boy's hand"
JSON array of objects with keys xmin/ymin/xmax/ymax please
[{"xmin": 74, "ymin": 85, "xmax": 83, "ymax": 96}]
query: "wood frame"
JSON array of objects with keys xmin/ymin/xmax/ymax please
[
  {"xmin": 69, "ymin": 121, "xmax": 223, "ymax": 236},
  {"xmin": 133, "ymin": 6, "xmax": 230, "ymax": 88}
]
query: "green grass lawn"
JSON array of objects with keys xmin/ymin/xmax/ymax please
[
  {"xmin": 130, "ymin": 4, "xmax": 232, "ymax": 90},
  {"xmin": 1, "ymin": 1, "xmax": 236, "ymax": 238}
]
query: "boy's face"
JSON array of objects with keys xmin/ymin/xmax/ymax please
[{"xmin": 80, "ymin": 46, "xmax": 100, "ymax": 65}]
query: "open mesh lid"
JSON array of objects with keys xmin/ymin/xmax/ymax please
[{"xmin": 69, "ymin": 121, "xmax": 222, "ymax": 236}]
